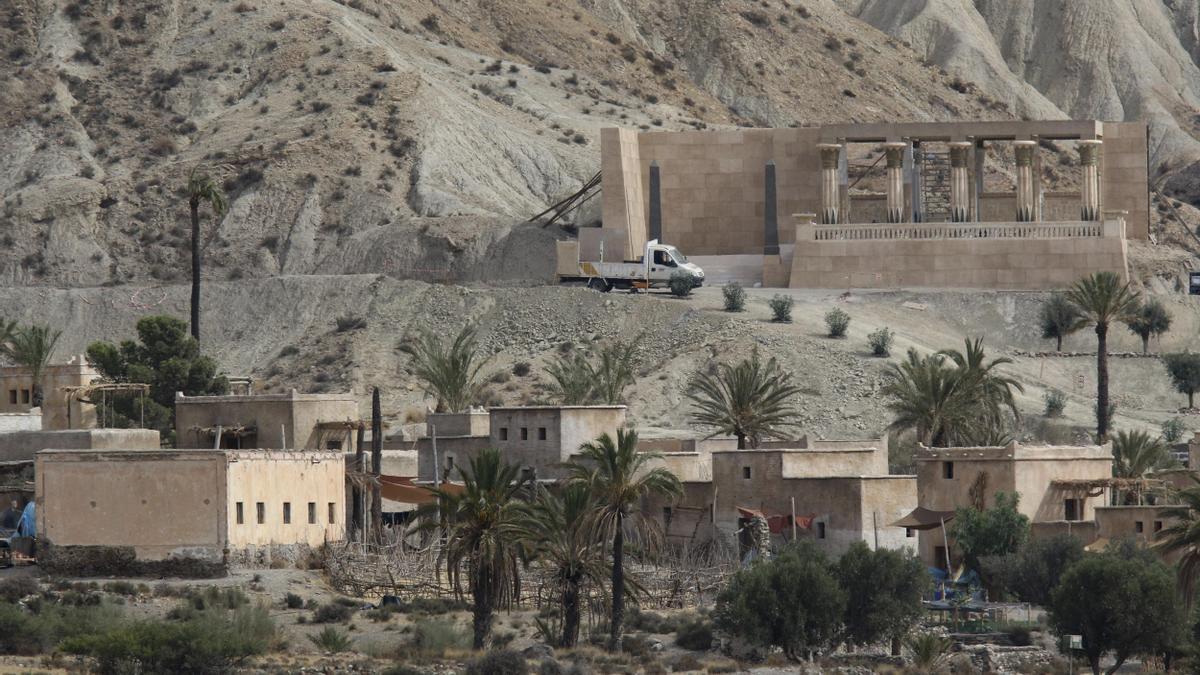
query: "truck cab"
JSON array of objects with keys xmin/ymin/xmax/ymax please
[
  {"xmin": 646, "ymin": 243, "xmax": 704, "ymax": 286},
  {"xmin": 556, "ymin": 235, "xmax": 705, "ymax": 292}
]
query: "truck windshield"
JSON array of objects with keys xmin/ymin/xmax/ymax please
[{"xmin": 667, "ymin": 247, "xmax": 687, "ymax": 264}]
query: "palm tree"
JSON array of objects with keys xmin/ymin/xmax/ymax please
[
  {"xmin": 940, "ymin": 338, "xmax": 1025, "ymax": 431},
  {"xmin": 1157, "ymin": 475, "xmax": 1200, "ymax": 601},
  {"xmin": 1111, "ymin": 429, "xmax": 1173, "ymax": 504},
  {"xmin": 400, "ymin": 325, "xmax": 488, "ymax": 412},
  {"xmin": 3, "ymin": 325, "xmax": 62, "ymax": 408},
  {"xmin": 685, "ymin": 350, "xmax": 804, "ymax": 449},
  {"xmin": 1066, "ymin": 272, "xmax": 1139, "ymax": 442},
  {"xmin": 421, "ymin": 448, "xmax": 529, "ymax": 649},
  {"xmin": 1124, "ymin": 299, "xmax": 1172, "ymax": 355},
  {"xmin": 514, "ymin": 483, "xmax": 607, "ymax": 647},
  {"xmin": 565, "ymin": 429, "xmax": 682, "ymax": 651},
  {"xmin": 186, "ymin": 168, "xmax": 229, "ymax": 343},
  {"xmin": 544, "ymin": 349, "xmax": 595, "ymax": 405},
  {"xmin": 1039, "ymin": 293, "xmax": 1083, "ymax": 352},
  {"xmin": 592, "ymin": 341, "xmax": 637, "ymax": 405},
  {"xmin": 881, "ymin": 349, "xmax": 972, "ymax": 447}
]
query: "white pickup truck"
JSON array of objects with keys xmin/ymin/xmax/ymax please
[{"xmin": 556, "ymin": 238, "xmax": 705, "ymax": 292}]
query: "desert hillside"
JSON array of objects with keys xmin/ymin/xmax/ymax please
[{"xmin": 0, "ymin": 0, "xmax": 1198, "ymax": 441}]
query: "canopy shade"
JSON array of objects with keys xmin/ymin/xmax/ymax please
[{"xmin": 891, "ymin": 506, "xmax": 956, "ymax": 530}]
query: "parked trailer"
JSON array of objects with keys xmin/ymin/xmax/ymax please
[{"xmin": 556, "ymin": 238, "xmax": 705, "ymax": 292}]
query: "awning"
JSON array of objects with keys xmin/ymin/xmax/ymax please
[
  {"xmin": 1083, "ymin": 537, "xmax": 1110, "ymax": 552},
  {"xmin": 891, "ymin": 506, "xmax": 956, "ymax": 530},
  {"xmin": 378, "ymin": 476, "xmax": 463, "ymax": 505},
  {"xmin": 736, "ymin": 506, "xmax": 815, "ymax": 534}
]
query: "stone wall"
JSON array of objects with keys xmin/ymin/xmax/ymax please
[
  {"xmin": 0, "ymin": 412, "xmax": 41, "ymax": 433},
  {"xmin": 788, "ymin": 219, "xmax": 1128, "ymax": 289}
]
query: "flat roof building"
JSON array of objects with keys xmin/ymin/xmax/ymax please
[
  {"xmin": 175, "ymin": 389, "xmax": 359, "ymax": 450},
  {"xmin": 36, "ymin": 448, "xmax": 345, "ymax": 574},
  {"xmin": 0, "ymin": 356, "xmax": 98, "ymax": 430}
]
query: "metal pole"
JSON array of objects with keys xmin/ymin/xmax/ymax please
[
  {"xmin": 790, "ymin": 496, "xmax": 796, "ymax": 541},
  {"xmin": 940, "ymin": 517, "xmax": 952, "ymax": 573}
]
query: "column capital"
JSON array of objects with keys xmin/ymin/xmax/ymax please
[
  {"xmin": 949, "ymin": 141, "xmax": 972, "ymax": 168},
  {"xmin": 883, "ymin": 142, "xmax": 907, "ymax": 168},
  {"xmin": 1013, "ymin": 140, "xmax": 1037, "ymax": 167},
  {"xmin": 817, "ymin": 143, "xmax": 842, "ymax": 169},
  {"xmin": 1078, "ymin": 139, "xmax": 1102, "ymax": 166}
]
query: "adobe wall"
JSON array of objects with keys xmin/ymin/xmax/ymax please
[
  {"xmin": 0, "ymin": 412, "xmax": 41, "ymax": 433},
  {"xmin": 36, "ymin": 449, "xmax": 228, "ymax": 561},
  {"xmin": 175, "ymin": 391, "xmax": 357, "ymax": 450},
  {"xmin": 0, "ymin": 428, "xmax": 160, "ymax": 462},
  {"xmin": 225, "ymin": 451, "xmax": 345, "ymax": 548}
]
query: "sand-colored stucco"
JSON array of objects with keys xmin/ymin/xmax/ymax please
[{"xmin": 175, "ymin": 390, "xmax": 358, "ymax": 450}]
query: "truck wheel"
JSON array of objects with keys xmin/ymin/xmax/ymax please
[{"xmin": 587, "ymin": 278, "xmax": 611, "ymax": 293}]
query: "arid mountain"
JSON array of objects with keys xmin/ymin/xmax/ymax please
[{"xmin": 1, "ymin": 0, "xmax": 1020, "ymax": 288}]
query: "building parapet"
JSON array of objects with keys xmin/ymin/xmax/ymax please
[
  {"xmin": 915, "ymin": 442, "xmax": 1112, "ymax": 462},
  {"xmin": 802, "ymin": 220, "xmax": 1117, "ymax": 242},
  {"xmin": 175, "ymin": 389, "xmax": 356, "ymax": 404}
]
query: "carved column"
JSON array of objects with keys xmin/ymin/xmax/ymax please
[
  {"xmin": 949, "ymin": 142, "xmax": 972, "ymax": 222},
  {"xmin": 1013, "ymin": 140, "xmax": 1038, "ymax": 222},
  {"xmin": 884, "ymin": 143, "xmax": 906, "ymax": 223},
  {"xmin": 1079, "ymin": 140, "xmax": 1102, "ymax": 221},
  {"xmin": 817, "ymin": 143, "xmax": 842, "ymax": 225}
]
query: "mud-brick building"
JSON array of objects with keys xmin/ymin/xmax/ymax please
[
  {"xmin": 415, "ymin": 406, "xmax": 628, "ymax": 482},
  {"xmin": 175, "ymin": 389, "xmax": 359, "ymax": 450},
  {"xmin": 646, "ymin": 436, "xmax": 917, "ymax": 557},
  {"xmin": 908, "ymin": 442, "xmax": 1114, "ymax": 569},
  {"xmin": 0, "ymin": 356, "xmax": 98, "ymax": 430},
  {"xmin": 36, "ymin": 448, "xmax": 345, "ymax": 572}
]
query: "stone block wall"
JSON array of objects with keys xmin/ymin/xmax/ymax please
[{"xmin": 788, "ymin": 220, "xmax": 1128, "ymax": 289}]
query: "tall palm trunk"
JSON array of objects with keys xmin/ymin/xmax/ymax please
[
  {"xmin": 472, "ymin": 566, "xmax": 495, "ymax": 650},
  {"xmin": 1096, "ymin": 322, "xmax": 1110, "ymax": 441},
  {"xmin": 608, "ymin": 510, "xmax": 625, "ymax": 651},
  {"xmin": 736, "ymin": 432, "xmax": 747, "ymax": 449},
  {"xmin": 1141, "ymin": 335, "xmax": 1149, "ymax": 355},
  {"xmin": 371, "ymin": 387, "xmax": 383, "ymax": 542},
  {"xmin": 30, "ymin": 371, "xmax": 43, "ymax": 409},
  {"xmin": 562, "ymin": 573, "xmax": 582, "ymax": 648},
  {"xmin": 353, "ymin": 426, "xmax": 364, "ymax": 541},
  {"xmin": 189, "ymin": 198, "xmax": 201, "ymax": 341}
]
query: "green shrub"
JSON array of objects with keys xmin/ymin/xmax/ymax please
[
  {"xmin": 904, "ymin": 632, "xmax": 950, "ymax": 668},
  {"xmin": 102, "ymin": 581, "xmax": 138, "ymax": 597},
  {"xmin": 867, "ymin": 327, "xmax": 893, "ymax": 356},
  {"xmin": 313, "ymin": 602, "xmax": 353, "ymax": 623},
  {"xmin": 284, "ymin": 593, "xmax": 304, "ymax": 609},
  {"xmin": 309, "ymin": 625, "xmax": 353, "ymax": 653},
  {"xmin": 512, "ymin": 361, "xmax": 532, "ymax": 377},
  {"xmin": 0, "ymin": 577, "xmax": 39, "ymax": 603},
  {"xmin": 674, "ymin": 617, "xmax": 713, "ymax": 650},
  {"xmin": 1003, "ymin": 623, "xmax": 1033, "ymax": 646},
  {"xmin": 768, "ymin": 294, "xmax": 793, "ymax": 322},
  {"xmin": 61, "ymin": 605, "xmax": 275, "ymax": 674},
  {"xmin": 1161, "ymin": 416, "xmax": 1187, "ymax": 444},
  {"xmin": 410, "ymin": 617, "xmax": 469, "ymax": 656},
  {"xmin": 825, "ymin": 308, "xmax": 850, "ymax": 337},
  {"xmin": 0, "ymin": 599, "xmax": 124, "ymax": 655},
  {"xmin": 1043, "ymin": 389, "xmax": 1067, "ymax": 418},
  {"xmin": 668, "ymin": 270, "xmax": 694, "ymax": 298},
  {"xmin": 537, "ymin": 658, "xmax": 562, "ymax": 675},
  {"xmin": 722, "ymin": 282, "xmax": 746, "ymax": 311},
  {"xmin": 465, "ymin": 649, "xmax": 528, "ymax": 675}
]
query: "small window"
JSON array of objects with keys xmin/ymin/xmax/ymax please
[
  {"xmin": 520, "ymin": 427, "xmax": 528, "ymax": 440},
  {"xmin": 662, "ymin": 506, "xmax": 673, "ymax": 526},
  {"xmin": 1154, "ymin": 520, "xmax": 1163, "ymax": 532},
  {"xmin": 20, "ymin": 389, "xmax": 29, "ymax": 404},
  {"xmin": 499, "ymin": 427, "xmax": 508, "ymax": 441},
  {"xmin": 325, "ymin": 440, "xmax": 342, "ymax": 450},
  {"xmin": 538, "ymin": 427, "xmax": 547, "ymax": 441},
  {"xmin": 236, "ymin": 502, "xmax": 244, "ymax": 525},
  {"xmin": 906, "ymin": 527, "xmax": 915, "ymax": 538},
  {"xmin": 1135, "ymin": 521, "xmax": 1144, "ymax": 533},
  {"xmin": 7, "ymin": 390, "xmax": 15, "ymax": 405},
  {"xmin": 446, "ymin": 455, "xmax": 455, "ymax": 471},
  {"xmin": 328, "ymin": 502, "xmax": 336, "ymax": 524},
  {"xmin": 308, "ymin": 502, "xmax": 317, "ymax": 524},
  {"xmin": 1064, "ymin": 498, "xmax": 1079, "ymax": 522},
  {"xmin": 283, "ymin": 502, "xmax": 291, "ymax": 524},
  {"xmin": 817, "ymin": 522, "xmax": 826, "ymax": 539},
  {"xmin": 742, "ymin": 466, "xmax": 751, "ymax": 480},
  {"xmin": 256, "ymin": 502, "xmax": 265, "ymax": 524},
  {"xmin": 942, "ymin": 461, "xmax": 954, "ymax": 479}
]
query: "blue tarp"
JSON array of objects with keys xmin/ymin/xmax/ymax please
[{"xmin": 16, "ymin": 502, "xmax": 34, "ymax": 538}]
